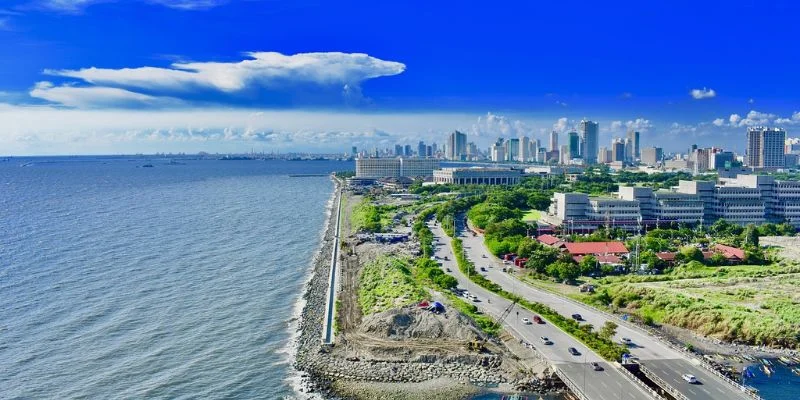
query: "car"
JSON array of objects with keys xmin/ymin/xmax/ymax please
[
  {"xmin": 481, "ymin": 254, "xmax": 487, "ymax": 258},
  {"xmin": 540, "ymin": 336, "xmax": 552, "ymax": 345},
  {"xmin": 532, "ymin": 315, "xmax": 544, "ymax": 324},
  {"xmin": 591, "ymin": 362, "xmax": 603, "ymax": 371},
  {"xmin": 480, "ymin": 267, "xmax": 487, "ymax": 272},
  {"xmin": 443, "ymin": 256, "xmax": 449, "ymax": 261},
  {"xmin": 682, "ymin": 374, "xmax": 698, "ymax": 384},
  {"xmin": 568, "ymin": 347, "xmax": 581, "ymax": 356},
  {"xmin": 621, "ymin": 337, "xmax": 632, "ymax": 345},
  {"xmin": 571, "ymin": 313, "xmax": 583, "ymax": 321},
  {"xmin": 521, "ymin": 317, "xmax": 532, "ymax": 325},
  {"xmin": 471, "ymin": 295, "xmax": 480, "ymax": 302},
  {"xmin": 445, "ymin": 267, "xmax": 452, "ymax": 272}
]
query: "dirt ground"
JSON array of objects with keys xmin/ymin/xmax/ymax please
[{"xmin": 761, "ymin": 236, "xmax": 800, "ymax": 261}]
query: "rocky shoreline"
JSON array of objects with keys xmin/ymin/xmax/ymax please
[{"xmin": 291, "ymin": 181, "xmax": 562, "ymax": 399}]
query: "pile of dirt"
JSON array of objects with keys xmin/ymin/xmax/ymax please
[{"xmin": 359, "ymin": 306, "xmax": 484, "ymax": 341}]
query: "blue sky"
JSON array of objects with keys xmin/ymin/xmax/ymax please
[{"xmin": 1, "ymin": 0, "xmax": 799, "ymax": 155}]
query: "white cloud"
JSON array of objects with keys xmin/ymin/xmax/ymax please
[
  {"xmin": 33, "ymin": 0, "xmax": 226, "ymax": 13},
  {"xmin": 29, "ymin": 81, "xmax": 184, "ymax": 108},
  {"xmin": 625, "ymin": 118, "xmax": 653, "ymax": 132},
  {"xmin": 748, "ymin": 98, "xmax": 755, "ymax": 104},
  {"xmin": 776, "ymin": 111, "xmax": 800, "ymax": 125},
  {"xmin": 712, "ymin": 118, "xmax": 725, "ymax": 127},
  {"xmin": 729, "ymin": 114, "xmax": 741, "ymax": 126},
  {"xmin": 608, "ymin": 120, "xmax": 623, "ymax": 132},
  {"xmin": 470, "ymin": 112, "xmax": 533, "ymax": 139},
  {"xmin": 46, "ymin": 52, "xmax": 406, "ymax": 94},
  {"xmin": 690, "ymin": 87, "xmax": 717, "ymax": 100},
  {"xmin": 552, "ymin": 117, "xmax": 569, "ymax": 133}
]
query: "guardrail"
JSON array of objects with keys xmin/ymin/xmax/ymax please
[
  {"xmin": 552, "ymin": 367, "xmax": 590, "ymax": 400},
  {"xmin": 514, "ymin": 275, "xmax": 763, "ymax": 399},
  {"xmin": 638, "ymin": 363, "xmax": 690, "ymax": 400},
  {"xmin": 615, "ymin": 363, "xmax": 666, "ymax": 400}
]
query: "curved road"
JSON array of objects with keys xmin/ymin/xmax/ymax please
[
  {"xmin": 430, "ymin": 222, "xmax": 657, "ymax": 400},
  {"xmin": 458, "ymin": 227, "xmax": 756, "ymax": 400}
]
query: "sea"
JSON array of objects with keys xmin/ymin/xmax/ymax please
[
  {"xmin": 0, "ymin": 156, "xmax": 349, "ymax": 399},
  {"xmin": 0, "ymin": 156, "xmax": 796, "ymax": 400}
]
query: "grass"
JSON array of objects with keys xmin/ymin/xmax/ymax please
[
  {"xmin": 521, "ymin": 209, "xmax": 542, "ymax": 222},
  {"xmin": 358, "ymin": 255, "xmax": 426, "ymax": 315}
]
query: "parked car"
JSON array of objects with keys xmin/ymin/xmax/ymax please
[
  {"xmin": 568, "ymin": 347, "xmax": 581, "ymax": 356},
  {"xmin": 591, "ymin": 362, "xmax": 603, "ymax": 371},
  {"xmin": 521, "ymin": 317, "xmax": 532, "ymax": 325},
  {"xmin": 571, "ymin": 313, "xmax": 583, "ymax": 321},
  {"xmin": 682, "ymin": 374, "xmax": 698, "ymax": 384},
  {"xmin": 482, "ymin": 254, "xmax": 487, "ymax": 258},
  {"xmin": 540, "ymin": 336, "xmax": 553, "ymax": 345}
]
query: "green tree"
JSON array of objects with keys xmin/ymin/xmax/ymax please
[
  {"xmin": 526, "ymin": 247, "xmax": 560, "ymax": 273},
  {"xmin": 579, "ymin": 255, "xmax": 599, "ymax": 276},
  {"xmin": 599, "ymin": 321, "xmax": 618, "ymax": 340},
  {"xmin": 679, "ymin": 246, "xmax": 704, "ymax": 263},
  {"xmin": 743, "ymin": 224, "xmax": 760, "ymax": 247},
  {"xmin": 516, "ymin": 237, "xmax": 541, "ymax": 258}
]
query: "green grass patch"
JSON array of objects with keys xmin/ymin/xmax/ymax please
[
  {"xmin": 445, "ymin": 293, "xmax": 501, "ymax": 336},
  {"xmin": 522, "ymin": 209, "xmax": 542, "ymax": 222},
  {"xmin": 358, "ymin": 255, "xmax": 426, "ymax": 315}
]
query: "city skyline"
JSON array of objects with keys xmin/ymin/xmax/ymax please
[{"xmin": 1, "ymin": 1, "xmax": 800, "ymax": 155}]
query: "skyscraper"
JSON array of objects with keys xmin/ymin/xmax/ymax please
[
  {"xmin": 447, "ymin": 131, "xmax": 468, "ymax": 160},
  {"xmin": 418, "ymin": 141, "xmax": 426, "ymax": 158},
  {"xmin": 612, "ymin": 139, "xmax": 626, "ymax": 162},
  {"xmin": 507, "ymin": 138, "xmax": 520, "ymax": 161},
  {"xmin": 519, "ymin": 136, "xmax": 530, "ymax": 162},
  {"xmin": 394, "ymin": 144, "xmax": 403, "ymax": 157},
  {"xmin": 549, "ymin": 130, "xmax": 559, "ymax": 152},
  {"xmin": 747, "ymin": 127, "xmax": 786, "ymax": 168},
  {"xmin": 568, "ymin": 131, "xmax": 580, "ymax": 159},
  {"xmin": 490, "ymin": 143, "xmax": 505, "ymax": 162},
  {"xmin": 579, "ymin": 119, "xmax": 599, "ymax": 164},
  {"xmin": 626, "ymin": 130, "xmax": 640, "ymax": 160},
  {"xmin": 404, "ymin": 144, "xmax": 412, "ymax": 157},
  {"xmin": 641, "ymin": 147, "xmax": 663, "ymax": 166}
]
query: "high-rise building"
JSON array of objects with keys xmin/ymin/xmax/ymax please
[
  {"xmin": 549, "ymin": 131, "xmax": 559, "ymax": 152},
  {"xmin": 519, "ymin": 136, "xmax": 530, "ymax": 162},
  {"xmin": 394, "ymin": 144, "xmax": 403, "ymax": 156},
  {"xmin": 568, "ymin": 131, "xmax": 580, "ymax": 159},
  {"xmin": 490, "ymin": 143, "xmax": 505, "ymax": 162},
  {"xmin": 693, "ymin": 148, "xmax": 710, "ymax": 174},
  {"xmin": 351, "ymin": 146, "xmax": 358, "ymax": 156},
  {"xmin": 447, "ymin": 131, "xmax": 468, "ymax": 160},
  {"xmin": 598, "ymin": 146, "xmax": 610, "ymax": 164},
  {"xmin": 747, "ymin": 127, "xmax": 786, "ymax": 168},
  {"xmin": 559, "ymin": 144, "xmax": 570, "ymax": 164},
  {"xmin": 626, "ymin": 130, "xmax": 640, "ymax": 160},
  {"xmin": 426, "ymin": 145, "xmax": 433, "ymax": 158},
  {"xmin": 431, "ymin": 143, "xmax": 438, "ymax": 155},
  {"xmin": 579, "ymin": 119, "xmax": 599, "ymax": 164},
  {"xmin": 404, "ymin": 144, "xmax": 412, "ymax": 157},
  {"xmin": 710, "ymin": 151, "xmax": 734, "ymax": 170},
  {"xmin": 641, "ymin": 147, "xmax": 663, "ymax": 166},
  {"xmin": 507, "ymin": 138, "xmax": 520, "ymax": 161},
  {"xmin": 418, "ymin": 141, "xmax": 427, "ymax": 158},
  {"xmin": 612, "ymin": 139, "xmax": 626, "ymax": 162}
]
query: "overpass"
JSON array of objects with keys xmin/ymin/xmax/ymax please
[
  {"xmin": 458, "ymin": 225, "xmax": 761, "ymax": 400},
  {"xmin": 430, "ymin": 222, "xmax": 661, "ymax": 400}
]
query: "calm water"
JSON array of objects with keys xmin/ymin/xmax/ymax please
[{"xmin": 0, "ymin": 157, "xmax": 349, "ymax": 399}]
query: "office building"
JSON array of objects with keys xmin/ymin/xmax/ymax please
[
  {"xmin": 520, "ymin": 136, "xmax": 530, "ymax": 162},
  {"xmin": 547, "ymin": 175, "xmax": 800, "ymax": 230},
  {"xmin": 579, "ymin": 119, "xmax": 599, "ymax": 164},
  {"xmin": 491, "ymin": 143, "xmax": 505, "ymax": 163},
  {"xmin": 746, "ymin": 127, "xmax": 786, "ymax": 168},
  {"xmin": 356, "ymin": 157, "xmax": 440, "ymax": 178},
  {"xmin": 418, "ymin": 141, "xmax": 427, "ymax": 158},
  {"xmin": 693, "ymin": 148, "xmax": 710, "ymax": 174},
  {"xmin": 568, "ymin": 131, "xmax": 580, "ymax": 159},
  {"xmin": 351, "ymin": 146, "xmax": 358, "ymax": 156},
  {"xmin": 641, "ymin": 147, "xmax": 663, "ymax": 166},
  {"xmin": 627, "ymin": 130, "xmax": 640, "ymax": 160},
  {"xmin": 447, "ymin": 130, "xmax": 468, "ymax": 160},
  {"xmin": 549, "ymin": 131, "xmax": 559, "ymax": 152},
  {"xmin": 612, "ymin": 140, "xmax": 626, "ymax": 162},
  {"xmin": 394, "ymin": 144, "xmax": 403, "ymax": 157},
  {"xmin": 709, "ymin": 151, "xmax": 735, "ymax": 170},
  {"xmin": 559, "ymin": 144, "xmax": 570, "ymax": 164},
  {"xmin": 597, "ymin": 147, "xmax": 610, "ymax": 164},
  {"xmin": 506, "ymin": 138, "xmax": 520, "ymax": 162},
  {"xmin": 433, "ymin": 167, "xmax": 522, "ymax": 185}
]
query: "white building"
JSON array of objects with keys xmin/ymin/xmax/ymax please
[
  {"xmin": 433, "ymin": 167, "xmax": 521, "ymax": 185},
  {"xmin": 746, "ymin": 127, "xmax": 785, "ymax": 168},
  {"xmin": 519, "ymin": 136, "xmax": 530, "ymax": 163},
  {"xmin": 355, "ymin": 157, "xmax": 440, "ymax": 178}
]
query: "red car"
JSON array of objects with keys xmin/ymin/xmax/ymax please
[{"xmin": 532, "ymin": 315, "xmax": 544, "ymax": 324}]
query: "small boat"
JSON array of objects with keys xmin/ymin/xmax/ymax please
[
  {"xmin": 793, "ymin": 367, "xmax": 800, "ymax": 376},
  {"xmin": 761, "ymin": 364, "xmax": 772, "ymax": 376}
]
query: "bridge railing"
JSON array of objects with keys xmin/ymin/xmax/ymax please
[
  {"xmin": 638, "ymin": 363, "xmax": 690, "ymax": 400},
  {"xmin": 552, "ymin": 367, "xmax": 590, "ymax": 400},
  {"xmin": 615, "ymin": 363, "xmax": 666, "ymax": 400}
]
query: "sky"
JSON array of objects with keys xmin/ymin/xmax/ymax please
[{"xmin": 1, "ymin": 0, "xmax": 799, "ymax": 155}]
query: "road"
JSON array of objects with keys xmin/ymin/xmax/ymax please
[
  {"xmin": 458, "ymin": 226, "xmax": 756, "ymax": 400},
  {"xmin": 321, "ymin": 189, "xmax": 342, "ymax": 344},
  {"xmin": 429, "ymin": 222, "xmax": 658, "ymax": 400}
]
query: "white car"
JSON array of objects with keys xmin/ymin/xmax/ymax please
[
  {"xmin": 682, "ymin": 374, "xmax": 698, "ymax": 384},
  {"xmin": 621, "ymin": 337, "xmax": 632, "ymax": 345},
  {"xmin": 521, "ymin": 318, "xmax": 532, "ymax": 325}
]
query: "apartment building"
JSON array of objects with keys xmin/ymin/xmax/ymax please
[{"xmin": 355, "ymin": 157, "xmax": 440, "ymax": 178}]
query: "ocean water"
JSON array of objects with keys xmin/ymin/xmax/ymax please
[{"xmin": 0, "ymin": 157, "xmax": 349, "ymax": 399}]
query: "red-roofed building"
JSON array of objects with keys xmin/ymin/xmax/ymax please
[
  {"xmin": 537, "ymin": 234, "xmax": 562, "ymax": 246},
  {"xmin": 564, "ymin": 241, "xmax": 629, "ymax": 256},
  {"xmin": 573, "ymin": 254, "xmax": 624, "ymax": 265},
  {"xmin": 712, "ymin": 244, "xmax": 746, "ymax": 262}
]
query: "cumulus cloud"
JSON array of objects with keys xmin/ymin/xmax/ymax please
[
  {"xmin": 470, "ymin": 112, "xmax": 533, "ymax": 138},
  {"xmin": 625, "ymin": 118, "xmax": 653, "ymax": 132},
  {"xmin": 552, "ymin": 117, "xmax": 569, "ymax": 133},
  {"xmin": 775, "ymin": 111, "xmax": 800, "ymax": 125},
  {"xmin": 690, "ymin": 87, "xmax": 717, "ymax": 100},
  {"xmin": 47, "ymin": 52, "xmax": 406, "ymax": 94},
  {"xmin": 712, "ymin": 118, "xmax": 725, "ymax": 127},
  {"xmin": 29, "ymin": 81, "xmax": 184, "ymax": 108}
]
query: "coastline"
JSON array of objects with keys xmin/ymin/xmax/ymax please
[{"xmin": 291, "ymin": 176, "xmax": 342, "ymax": 399}]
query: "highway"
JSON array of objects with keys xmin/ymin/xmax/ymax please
[
  {"xmin": 429, "ymin": 222, "xmax": 659, "ymax": 400},
  {"xmin": 457, "ymin": 225, "xmax": 757, "ymax": 400}
]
